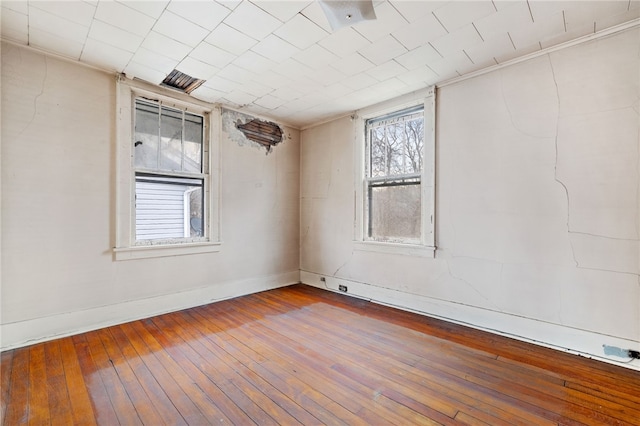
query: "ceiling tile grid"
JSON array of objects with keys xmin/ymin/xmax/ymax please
[{"xmin": 1, "ymin": 0, "xmax": 638, "ymax": 128}]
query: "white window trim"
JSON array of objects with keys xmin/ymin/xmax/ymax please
[
  {"xmin": 114, "ymin": 77, "xmax": 221, "ymax": 260},
  {"xmin": 354, "ymin": 87, "xmax": 436, "ymax": 256}
]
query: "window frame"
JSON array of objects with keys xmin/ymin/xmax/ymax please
[
  {"xmin": 114, "ymin": 77, "xmax": 221, "ymax": 260},
  {"xmin": 354, "ymin": 88, "xmax": 436, "ymax": 255}
]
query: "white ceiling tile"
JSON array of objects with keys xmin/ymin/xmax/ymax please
[
  {"xmin": 273, "ymin": 58, "xmax": 313, "ymax": 79},
  {"xmin": 354, "ymin": 1, "xmax": 408, "ymax": 42},
  {"xmin": 432, "ymin": 0, "xmax": 496, "ymax": 32},
  {"xmin": 167, "ymin": 0, "xmax": 231, "ymax": 31},
  {"xmin": 390, "ymin": 1, "xmax": 447, "ymax": 23},
  {"xmin": 1, "ymin": 7, "xmax": 28, "ymax": 42},
  {"xmin": 283, "ymin": 75, "xmax": 319, "ymax": 94},
  {"xmin": 141, "ymin": 31, "xmax": 193, "ymax": 61},
  {"xmin": 2, "ymin": 1, "xmax": 28, "ymax": 14},
  {"xmin": 368, "ymin": 77, "xmax": 407, "ymax": 97},
  {"xmin": 274, "ymin": 14, "xmax": 328, "ymax": 50},
  {"xmin": 396, "ymin": 65, "xmax": 438, "ymax": 86},
  {"xmin": 254, "ymin": 94, "xmax": 286, "ymax": 109},
  {"xmin": 300, "ymin": 1, "xmax": 332, "ymax": 32},
  {"xmin": 233, "ymin": 51, "xmax": 277, "ymax": 74},
  {"xmin": 29, "ymin": 1, "xmax": 96, "ymax": 27},
  {"xmin": 564, "ymin": 1, "xmax": 629, "ymax": 32},
  {"xmin": 217, "ymin": 63, "xmax": 259, "ymax": 83},
  {"xmin": 88, "ymin": 20, "xmax": 144, "ymax": 53},
  {"xmin": 252, "ymin": 70, "xmax": 294, "ymax": 90},
  {"xmin": 202, "ymin": 75, "xmax": 240, "ymax": 93},
  {"xmin": 391, "ymin": 13, "xmax": 447, "ymax": 51},
  {"xmin": 306, "ymin": 66, "xmax": 348, "ymax": 86},
  {"xmin": 190, "ymin": 42, "xmax": 237, "ymax": 68},
  {"xmin": 318, "ymin": 27, "xmax": 371, "ymax": 58},
  {"xmin": 457, "ymin": 57, "xmax": 497, "ymax": 75},
  {"xmin": 28, "ymin": 7, "xmax": 90, "ymax": 43},
  {"xmin": 252, "ymin": 0, "xmax": 311, "ymax": 22},
  {"xmin": 321, "ymin": 82, "xmax": 354, "ymax": 99},
  {"xmin": 358, "ymin": 34, "xmax": 407, "ymax": 65},
  {"xmin": 394, "ymin": 44, "xmax": 442, "ymax": 70},
  {"xmin": 366, "ymin": 60, "xmax": 408, "ymax": 81},
  {"xmin": 81, "ymin": 38, "xmax": 134, "ymax": 72},
  {"xmin": 539, "ymin": 22, "xmax": 594, "ymax": 49},
  {"xmin": 473, "ymin": 1, "xmax": 533, "ymax": 41},
  {"xmin": 293, "ymin": 44, "xmax": 339, "ymax": 69},
  {"xmin": 270, "ymin": 86, "xmax": 305, "ymax": 101},
  {"xmin": 177, "ymin": 57, "xmax": 219, "ymax": 80},
  {"xmin": 596, "ymin": 7, "xmax": 640, "ymax": 31},
  {"xmin": 1, "ymin": 27, "xmax": 28, "ymax": 44},
  {"xmin": 191, "ymin": 85, "xmax": 227, "ymax": 103},
  {"xmin": 205, "ymin": 24, "xmax": 258, "ymax": 55},
  {"xmin": 236, "ymin": 80, "xmax": 274, "ymax": 97},
  {"xmin": 430, "ymin": 24, "xmax": 483, "ymax": 57},
  {"xmin": 130, "ymin": 48, "xmax": 179, "ymax": 73},
  {"xmin": 223, "ymin": 1, "xmax": 282, "ymax": 40},
  {"xmin": 341, "ymin": 72, "xmax": 379, "ymax": 91},
  {"xmin": 217, "ymin": 0, "xmax": 242, "ymax": 11},
  {"xmin": 464, "ymin": 33, "xmax": 515, "ymax": 64},
  {"xmin": 95, "ymin": 2, "xmax": 156, "ymax": 37},
  {"xmin": 124, "ymin": 61, "xmax": 167, "ymax": 85},
  {"xmin": 492, "ymin": 0, "xmax": 527, "ymax": 12},
  {"xmin": 494, "ymin": 42, "xmax": 540, "ymax": 64},
  {"xmin": 251, "ymin": 34, "xmax": 300, "ymax": 63},
  {"xmin": 153, "ymin": 10, "xmax": 210, "ymax": 47},
  {"xmin": 29, "ymin": 28, "xmax": 84, "ymax": 59},
  {"xmin": 508, "ymin": 12, "xmax": 565, "ymax": 49},
  {"xmin": 222, "ymin": 90, "xmax": 258, "ymax": 106},
  {"xmin": 527, "ymin": 1, "xmax": 569, "ymax": 22},
  {"xmin": 117, "ymin": 0, "xmax": 168, "ymax": 19},
  {"xmin": 330, "ymin": 53, "xmax": 375, "ymax": 76},
  {"xmin": 427, "ymin": 50, "xmax": 471, "ymax": 79}
]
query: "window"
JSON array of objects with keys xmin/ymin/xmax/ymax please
[
  {"xmin": 366, "ymin": 106, "xmax": 424, "ymax": 243},
  {"xmin": 355, "ymin": 89, "xmax": 435, "ymax": 253},
  {"xmin": 114, "ymin": 78, "xmax": 220, "ymax": 260},
  {"xmin": 133, "ymin": 99, "xmax": 206, "ymax": 243}
]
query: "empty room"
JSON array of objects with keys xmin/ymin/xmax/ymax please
[{"xmin": 1, "ymin": 0, "xmax": 639, "ymax": 424}]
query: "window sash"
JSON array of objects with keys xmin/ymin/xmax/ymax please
[
  {"xmin": 133, "ymin": 97, "xmax": 208, "ymax": 244},
  {"xmin": 365, "ymin": 105, "xmax": 425, "ymax": 243}
]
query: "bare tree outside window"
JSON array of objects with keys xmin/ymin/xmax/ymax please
[{"xmin": 366, "ymin": 107, "xmax": 424, "ymax": 242}]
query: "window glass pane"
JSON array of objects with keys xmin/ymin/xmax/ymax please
[
  {"xmin": 404, "ymin": 118, "xmax": 423, "ymax": 174},
  {"xmin": 135, "ymin": 174, "xmax": 204, "ymax": 241},
  {"xmin": 368, "ymin": 108, "xmax": 424, "ymax": 178},
  {"xmin": 134, "ymin": 101, "xmax": 159, "ymax": 169},
  {"xmin": 183, "ymin": 112, "xmax": 203, "ymax": 173},
  {"xmin": 369, "ymin": 184, "xmax": 421, "ymax": 241},
  {"xmin": 160, "ymin": 106, "xmax": 183, "ymax": 172}
]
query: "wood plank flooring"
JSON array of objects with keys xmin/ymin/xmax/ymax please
[{"xmin": 2, "ymin": 284, "xmax": 640, "ymax": 425}]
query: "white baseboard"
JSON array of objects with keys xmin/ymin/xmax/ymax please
[
  {"xmin": 0, "ymin": 271, "xmax": 300, "ymax": 351},
  {"xmin": 300, "ymin": 270, "xmax": 640, "ymax": 371}
]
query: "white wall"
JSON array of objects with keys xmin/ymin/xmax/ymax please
[
  {"xmin": 0, "ymin": 43, "xmax": 300, "ymax": 349},
  {"xmin": 300, "ymin": 28, "xmax": 640, "ymax": 369}
]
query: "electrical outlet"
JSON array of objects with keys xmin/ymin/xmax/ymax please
[
  {"xmin": 338, "ymin": 285, "xmax": 347, "ymax": 292},
  {"xmin": 320, "ymin": 277, "xmax": 326, "ymax": 282},
  {"xmin": 629, "ymin": 350, "xmax": 640, "ymax": 359}
]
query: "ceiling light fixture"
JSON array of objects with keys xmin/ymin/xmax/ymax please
[{"xmin": 318, "ymin": 0, "xmax": 377, "ymax": 31}]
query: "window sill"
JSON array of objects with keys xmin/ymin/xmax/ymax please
[
  {"xmin": 353, "ymin": 241, "xmax": 435, "ymax": 257},
  {"xmin": 113, "ymin": 241, "xmax": 221, "ymax": 261}
]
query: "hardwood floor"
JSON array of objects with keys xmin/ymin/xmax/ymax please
[{"xmin": 2, "ymin": 284, "xmax": 639, "ymax": 425}]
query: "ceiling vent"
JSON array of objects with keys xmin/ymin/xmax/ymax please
[{"xmin": 161, "ymin": 69, "xmax": 205, "ymax": 94}]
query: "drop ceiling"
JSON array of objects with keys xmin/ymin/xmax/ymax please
[{"xmin": 1, "ymin": 0, "xmax": 639, "ymax": 128}]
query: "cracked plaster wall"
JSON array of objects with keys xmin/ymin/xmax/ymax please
[
  {"xmin": 0, "ymin": 43, "xmax": 300, "ymax": 345},
  {"xmin": 300, "ymin": 28, "xmax": 640, "ymax": 350}
]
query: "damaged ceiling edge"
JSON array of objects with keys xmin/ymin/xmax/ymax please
[{"xmin": 236, "ymin": 118, "xmax": 283, "ymax": 154}]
